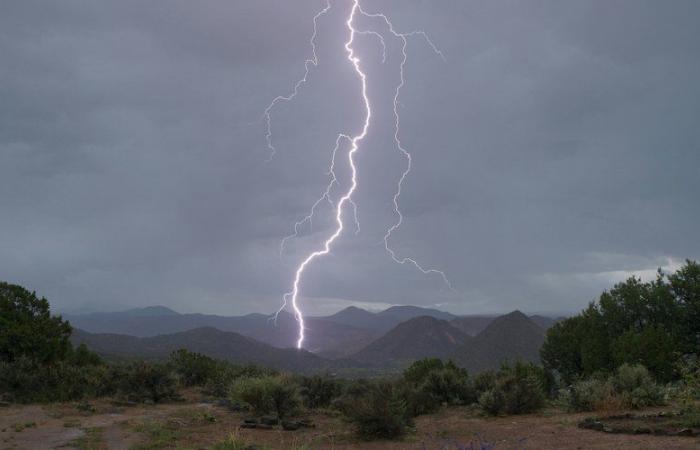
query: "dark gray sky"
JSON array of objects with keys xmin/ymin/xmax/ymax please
[{"xmin": 1, "ymin": 0, "xmax": 699, "ymax": 316}]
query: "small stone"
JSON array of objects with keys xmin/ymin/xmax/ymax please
[
  {"xmin": 282, "ymin": 421, "xmax": 300, "ymax": 431},
  {"xmin": 260, "ymin": 416, "xmax": 278, "ymax": 426},
  {"xmin": 588, "ymin": 421, "xmax": 604, "ymax": 431},
  {"xmin": 76, "ymin": 402, "xmax": 95, "ymax": 413},
  {"xmin": 0, "ymin": 401, "xmax": 10, "ymax": 408},
  {"xmin": 299, "ymin": 419, "xmax": 314, "ymax": 428},
  {"xmin": 677, "ymin": 428, "xmax": 694, "ymax": 437}
]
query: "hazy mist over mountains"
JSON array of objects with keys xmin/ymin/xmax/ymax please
[{"xmin": 68, "ymin": 304, "xmax": 559, "ymax": 373}]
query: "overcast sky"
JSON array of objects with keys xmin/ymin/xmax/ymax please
[{"xmin": 1, "ymin": 0, "xmax": 699, "ymax": 316}]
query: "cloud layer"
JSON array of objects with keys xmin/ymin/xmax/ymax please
[{"xmin": 1, "ymin": 0, "xmax": 699, "ymax": 315}]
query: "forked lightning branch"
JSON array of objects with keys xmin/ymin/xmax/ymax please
[{"xmin": 263, "ymin": 0, "xmax": 452, "ymax": 349}]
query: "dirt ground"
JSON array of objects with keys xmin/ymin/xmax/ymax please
[{"xmin": 1, "ymin": 395, "xmax": 698, "ymax": 450}]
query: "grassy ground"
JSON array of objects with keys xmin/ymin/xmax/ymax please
[{"xmin": 0, "ymin": 392, "xmax": 698, "ymax": 449}]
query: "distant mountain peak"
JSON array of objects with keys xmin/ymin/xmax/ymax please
[
  {"xmin": 378, "ymin": 305, "xmax": 456, "ymax": 321},
  {"xmin": 350, "ymin": 315, "xmax": 469, "ymax": 363},
  {"xmin": 450, "ymin": 310, "xmax": 546, "ymax": 373},
  {"xmin": 121, "ymin": 305, "xmax": 180, "ymax": 316}
]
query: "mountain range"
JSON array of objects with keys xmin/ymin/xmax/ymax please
[{"xmin": 66, "ymin": 305, "xmax": 561, "ymax": 373}]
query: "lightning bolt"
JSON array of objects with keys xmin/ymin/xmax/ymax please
[
  {"xmin": 262, "ymin": 0, "xmax": 331, "ymax": 162},
  {"xmin": 264, "ymin": 0, "xmax": 453, "ymax": 349},
  {"xmin": 361, "ymin": 8, "xmax": 455, "ymax": 293}
]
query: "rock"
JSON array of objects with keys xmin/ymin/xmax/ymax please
[
  {"xmin": 677, "ymin": 428, "xmax": 694, "ymax": 437},
  {"xmin": 112, "ymin": 399, "xmax": 139, "ymax": 407},
  {"xmin": 299, "ymin": 419, "xmax": 314, "ymax": 428},
  {"xmin": 215, "ymin": 399, "xmax": 231, "ymax": 407},
  {"xmin": 228, "ymin": 403, "xmax": 245, "ymax": 412},
  {"xmin": 260, "ymin": 416, "xmax": 279, "ymax": 426},
  {"xmin": 282, "ymin": 421, "xmax": 301, "ymax": 431},
  {"xmin": 76, "ymin": 402, "xmax": 95, "ymax": 413},
  {"xmin": 0, "ymin": 401, "xmax": 11, "ymax": 408},
  {"xmin": 240, "ymin": 423, "xmax": 256, "ymax": 429},
  {"xmin": 243, "ymin": 418, "xmax": 258, "ymax": 425},
  {"xmin": 578, "ymin": 420, "xmax": 604, "ymax": 431}
]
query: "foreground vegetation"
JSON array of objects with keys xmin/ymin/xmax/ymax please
[{"xmin": 1, "ymin": 261, "xmax": 699, "ymax": 445}]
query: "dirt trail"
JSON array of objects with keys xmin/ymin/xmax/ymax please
[
  {"xmin": 0, "ymin": 400, "xmax": 210, "ymax": 450},
  {"xmin": 1, "ymin": 401, "xmax": 699, "ymax": 449}
]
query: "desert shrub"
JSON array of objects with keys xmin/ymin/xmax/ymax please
[
  {"xmin": 402, "ymin": 358, "xmax": 475, "ymax": 412},
  {"xmin": 397, "ymin": 381, "xmax": 441, "ymax": 416},
  {"xmin": 68, "ymin": 344, "xmax": 103, "ymax": 367},
  {"xmin": 561, "ymin": 364, "xmax": 665, "ymax": 412},
  {"xmin": 112, "ymin": 361, "xmax": 178, "ymax": 403},
  {"xmin": 200, "ymin": 362, "xmax": 276, "ymax": 398},
  {"xmin": 169, "ymin": 349, "xmax": 219, "ymax": 387},
  {"xmin": 403, "ymin": 358, "xmax": 446, "ymax": 384},
  {"xmin": 231, "ymin": 375, "xmax": 300, "ymax": 418},
  {"xmin": 337, "ymin": 380, "xmax": 411, "ymax": 440},
  {"xmin": 559, "ymin": 376, "xmax": 616, "ymax": 412},
  {"xmin": 612, "ymin": 363, "xmax": 665, "ymax": 408},
  {"xmin": 420, "ymin": 367, "xmax": 476, "ymax": 406},
  {"xmin": 203, "ymin": 365, "xmax": 238, "ymax": 398},
  {"xmin": 0, "ymin": 357, "xmax": 112, "ymax": 403},
  {"xmin": 478, "ymin": 362, "xmax": 545, "ymax": 416},
  {"xmin": 472, "ymin": 370, "xmax": 496, "ymax": 396},
  {"xmin": 676, "ymin": 355, "xmax": 700, "ymax": 402},
  {"xmin": 298, "ymin": 374, "xmax": 341, "ymax": 409}
]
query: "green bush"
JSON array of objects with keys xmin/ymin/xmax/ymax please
[
  {"xmin": 112, "ymin": 361, "xmax": 178, "ymax": 403},
  {"xmin": 397, "ymin": 380, "xmax": 440, "ymax": 416},
  {"xmin": 68, "ymin": 344, "xmax": 103, "ymax": 367},
  {"xmin": 298, "ymin": 374, "xmax": 341, "ymax": 409},
  {"xmin": 231, "ymin": 375, "xmax": 300, "ymax": 418},
  {"xmin": 677, "ymin": 355, "xmax": 700, "ymax": 404},
  {"xmin": 401, "ymin": 358, "xmax": 475, "ymax": 413},
  {"xmin": 0, "ymin": 282, "xmax": 72, "ymax": 364},
  {"xmin": 478, "ymin": 362, "xmax": 545, "ymax": 416},
  {"xmin": 559, "ymin": 377, "xmax": 615, "ymax": 412},
  {"xmin": 169, "ymin": 349, "xmax": 219, "ymax": 387},
  {"xmin": 403, "ymin": 358, "xmax": 446, "ymax": 384},
  {"xmin": 337, "ymin": 380, "xmax": 411, "ymax": 440},
  {"xmin": 472, "ymin": 370, "xmax": 496, "ymax": 396},
  {"xmin": 612, "ymin": 363, "xmax": 665, "ymax": 408},
  {"xmin": 200, "ymin": 363, "xmax": 276, "ymax": 399},
  {"xmin": 420, "ymin": 367, "xmax": 475, "ymax": 405},
  {"xmin": 561, "ymin": 364, "xmax": 665, "ymax": 412},
  {"xmin": 0, "ymin": 357, "xmax": 112, "ymax": 403}
]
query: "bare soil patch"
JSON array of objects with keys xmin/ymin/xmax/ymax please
[{"xmin": 1, "ymin": 397, "xmax": 699, "ymax": 449}]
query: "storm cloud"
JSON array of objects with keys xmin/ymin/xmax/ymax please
[{"xmin": 1, "ymin": 0, "xmax": 699, "ymax": 316}]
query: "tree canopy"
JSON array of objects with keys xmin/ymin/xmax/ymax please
[
  {"xmin": 0, "ymin": 281, "xmax": 72, "ymax": 364},
  {"xmin": 541, "ymin": 260, "xmax": 700, "ymax": 383}
]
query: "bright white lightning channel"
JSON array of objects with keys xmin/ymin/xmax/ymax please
[{"xmin": 264, "ymin": 0, "xmax": 452, "ymax": 349}]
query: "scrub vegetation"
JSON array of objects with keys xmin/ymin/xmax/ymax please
[{"xmin": 1, "ymin": 260, "xmax": 699, "ymax": 446}]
